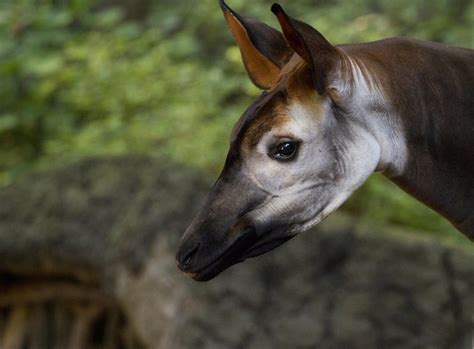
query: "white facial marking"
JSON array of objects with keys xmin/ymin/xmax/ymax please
[
  {"xmin": 347, "ymin": 57, "xmax": 408, "ymax": 176},
  {"xmin": 243, "ymin": 95, "xmax": 381, "ymax": 233},
  {"xmin": 240, "ymin": 56, "xmax": 409, "ymax": 236}
]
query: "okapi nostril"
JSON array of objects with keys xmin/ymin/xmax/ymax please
[{"xmin": 180, "ymin": 242, "xmax": 201, "ymax": 268}]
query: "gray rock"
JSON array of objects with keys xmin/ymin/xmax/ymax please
[{"xmin": 0, "ymin": 156, "xmax": 473, "ymax": 349}]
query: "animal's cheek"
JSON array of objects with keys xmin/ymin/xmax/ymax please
[{"xmin": 243, "ymin": 162, "xmax": 287, "ymax": 193}]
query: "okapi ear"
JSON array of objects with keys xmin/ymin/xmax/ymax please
[
  {"xmin": 220, "ymin": 0, "xmax": 293, "ymax": 89},
  {"xmin": 271, "ymin": 3, "xmax": 342, "ymax": 95}
]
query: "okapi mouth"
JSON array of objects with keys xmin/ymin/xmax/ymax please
[
  {"xmin": 190, "ymin": 227, "xmax": 257, "ymax": 281},
  {"xmin": 190, "ymin": 227, "xmax": 295, "ymax": 281},
  {"xmin": 241, "ymin": 234, "xmax": 296, "ymax": 259}
]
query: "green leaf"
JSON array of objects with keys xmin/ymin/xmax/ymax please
[{"xmin": 0, "ymin": 114, "xmax": 19, "ymax": 132}]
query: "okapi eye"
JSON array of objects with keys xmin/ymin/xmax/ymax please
[{"xmin": 271, "ymin": 141, "xmax": 298, "ymax": 161}]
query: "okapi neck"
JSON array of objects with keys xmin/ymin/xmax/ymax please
[{"xmin": 363, "ymin": 39, "xmax": 474, "ymax": 238}]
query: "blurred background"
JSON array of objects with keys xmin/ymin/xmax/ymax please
[
  {"xmin": 0, "ymin": 1, "xmax": 473, "ymax": 348},
  {"xmin": 0, "ymin": 0, "xmax": 473, "ymax": 239}
]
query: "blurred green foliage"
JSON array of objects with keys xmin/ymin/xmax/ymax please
[{"xmin": 0, "ymin": 0, "xmax": 472, "ymax": 238}]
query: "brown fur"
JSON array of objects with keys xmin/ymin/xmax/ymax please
[
  {"xmin": 237, "ymin": 55, "xmax": 324, "ymax": 154},
  {"xmin": 340, "ymin": 38, "xmax": 474, "ymax": 237}
]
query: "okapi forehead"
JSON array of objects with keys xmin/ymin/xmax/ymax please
[
  {"xmin": 230, "ymin": 55, "xmax": 319, "ymax": 151},
  {"xmin": 279, "ymin": 54, "xmax": 314, "ymax": 95},
  {"xmin": 230, "ymin": 89, "xmax": 283, "ymax": 145}
]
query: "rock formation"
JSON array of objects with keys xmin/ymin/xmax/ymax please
[{"xmin": 0, "ymin": 156, "xmax": 472, "ymax": 348}]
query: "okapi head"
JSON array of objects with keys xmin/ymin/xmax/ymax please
[{"xmin": 176, "ymin": 1, "xmax": 405, "ymax": 281}]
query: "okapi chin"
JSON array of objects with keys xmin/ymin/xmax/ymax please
[{"xmin": 176, "ymin": 1, "xmax": 474, "ymax": 281}]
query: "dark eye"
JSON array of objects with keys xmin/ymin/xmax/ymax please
[{"xmin": 271, "ymin": 141, "xmax": 298, "ymax": 161}]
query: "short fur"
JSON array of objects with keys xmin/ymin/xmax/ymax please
[{"xmin": 176, "ymin": 1, "xmax": 473, "ymax": 282}]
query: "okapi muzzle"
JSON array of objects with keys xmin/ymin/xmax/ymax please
[
  {"xmin": 177, "ymin": 1, "xmax": 474, "ymax": 281},
  {"xmin": 176, "ymin": 153, "xmax": 298, "ymax": 281},
  {"xmin": 176, "ymin": 143, "xmax": 304, "ymax": 281}
]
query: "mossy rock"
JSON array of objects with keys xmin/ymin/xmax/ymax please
[
  {"xmin": 0, "ymin": 156, "xmax": 210, "ymax": 283},
  {"xmin": 0, "ymin": 156, "xmax": 473, "ymax": 349}
]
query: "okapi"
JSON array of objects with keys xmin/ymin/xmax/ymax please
[{"xmin": 177, "ymin": 1, "xmax": 474, "ymax": 281}]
